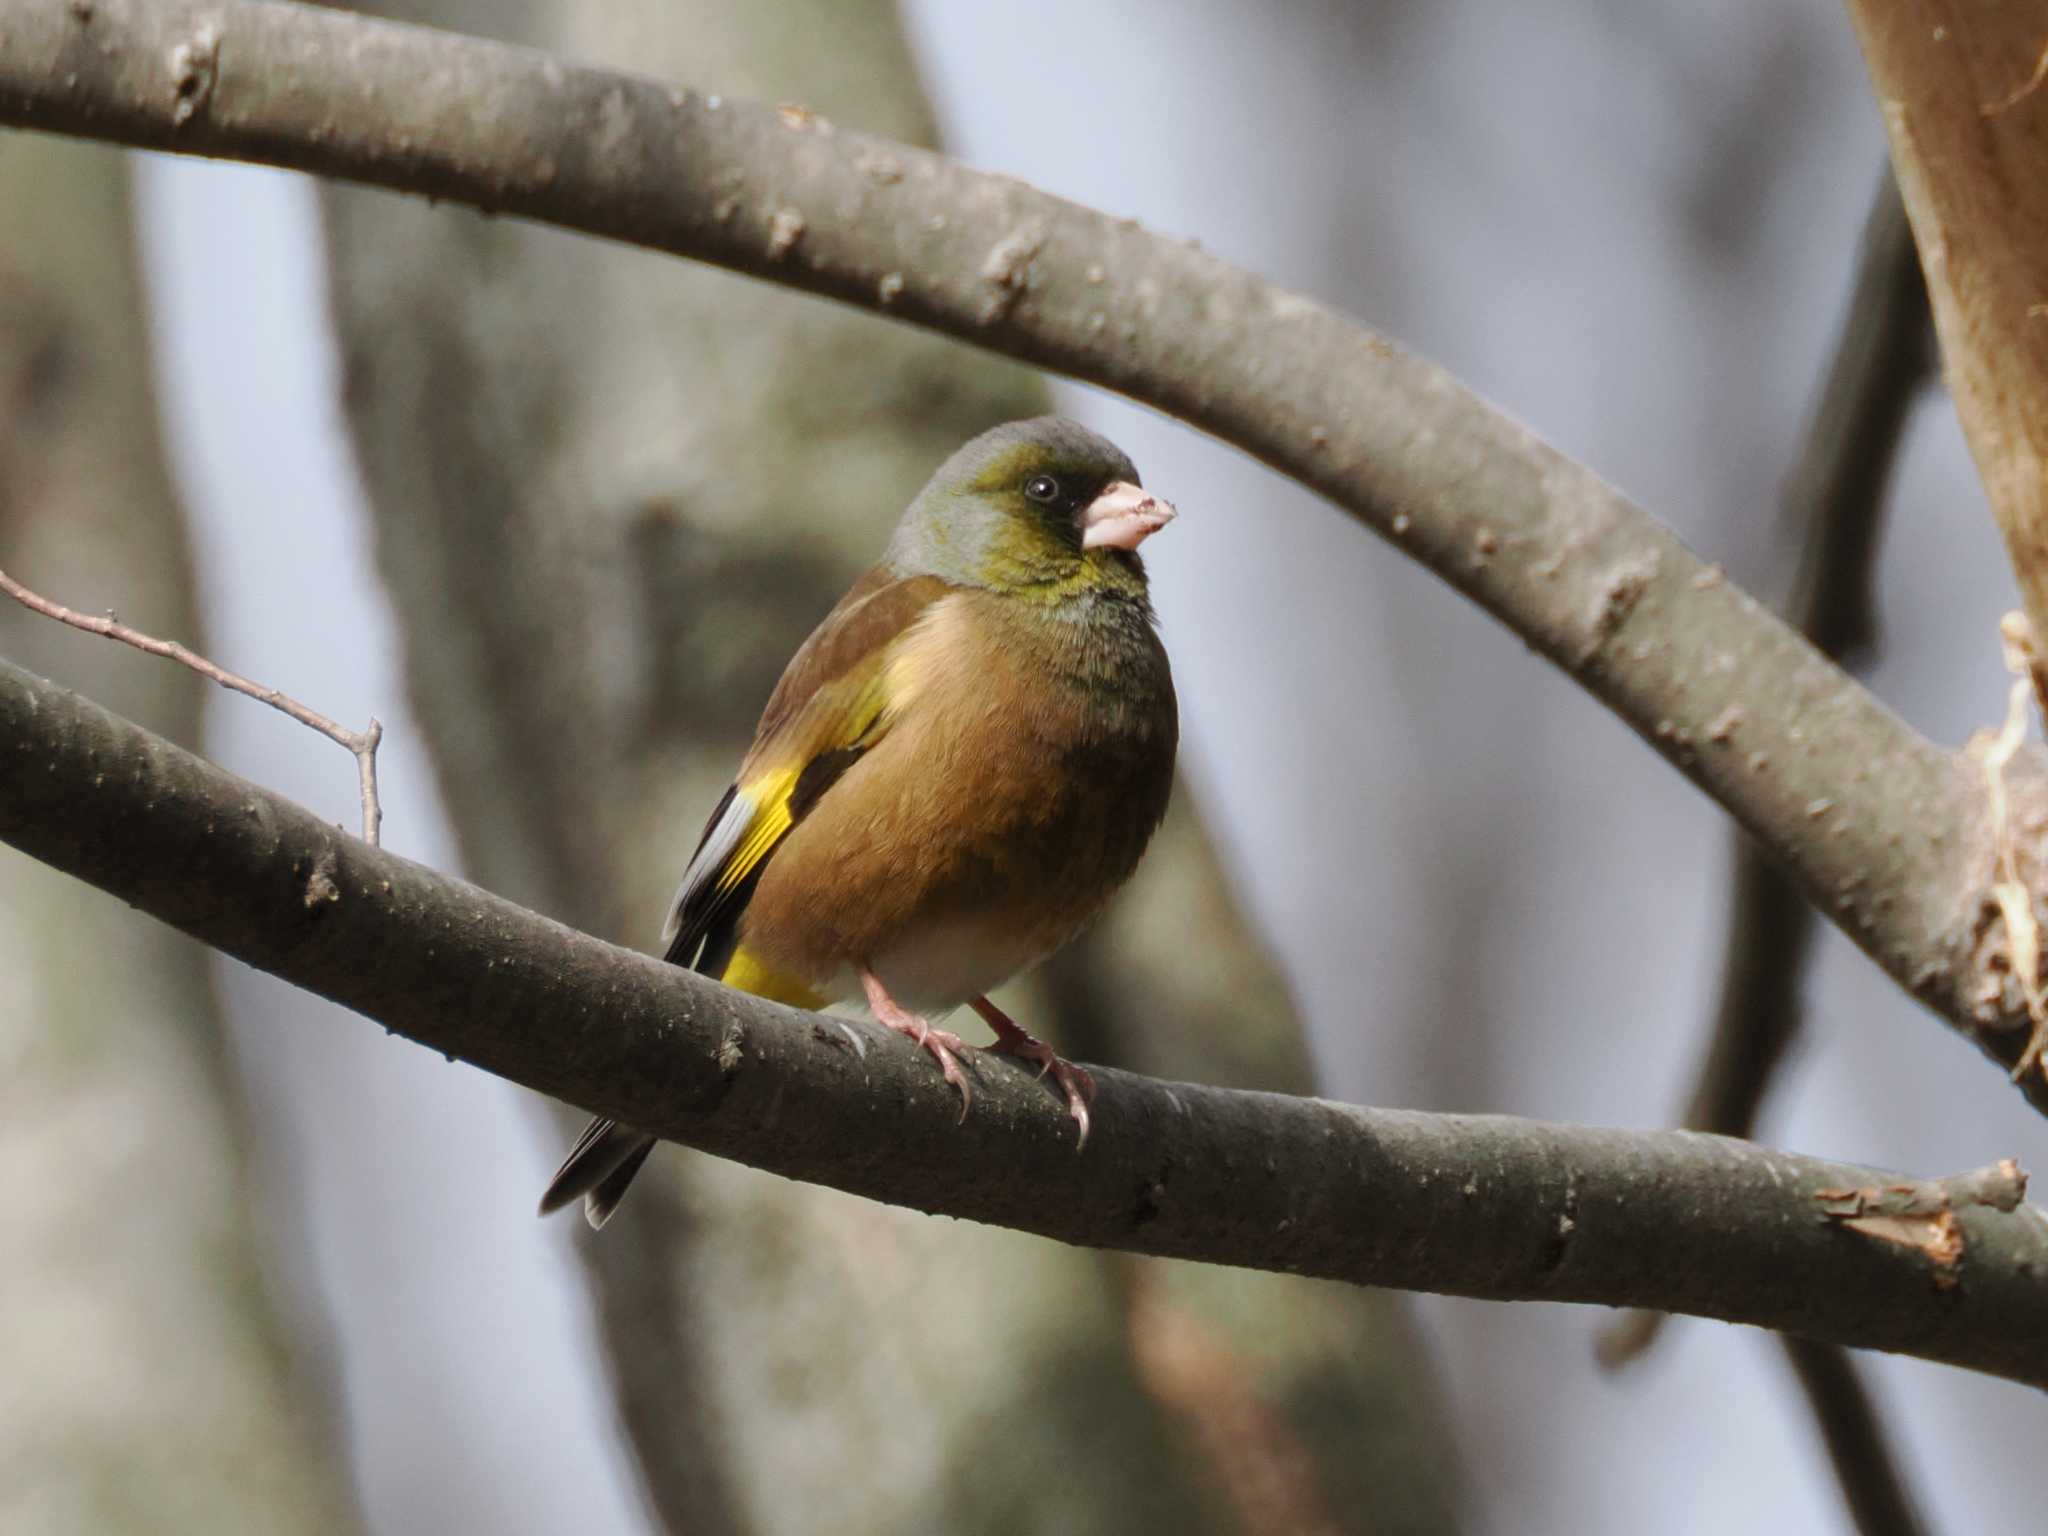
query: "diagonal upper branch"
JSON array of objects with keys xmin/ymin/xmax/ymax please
[
  {"xmin": 0, "ymin": 653, "xmax": 2045, "ymax": 1386},
  {"xmin": 0, "ymin": 3, "xmax": 2040, "ymax": 1092}
]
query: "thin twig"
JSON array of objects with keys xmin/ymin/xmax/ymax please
[{"xmin": 0, "ymin": 566, "xmax": 383, "ymax": 845}]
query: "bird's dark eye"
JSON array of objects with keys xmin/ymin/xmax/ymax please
[{"xmin": 1023, "ymin": 474, "xmax": 1061, "ymax": 504}]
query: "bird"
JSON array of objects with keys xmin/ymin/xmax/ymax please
[{"xmin": 539, "ymin": 416, "xmax": 1179, "ymax": 1228}]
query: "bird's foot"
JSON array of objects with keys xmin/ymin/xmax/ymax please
[
  {"xmin": 970, "ymin": 995, "xmax": 1095, "ymax": 1148},
  {"xmin": 861, "ymin": 968, "xmax": 972, "ymax": 1119}
]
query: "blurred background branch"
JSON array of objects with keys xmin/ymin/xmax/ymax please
[
  {"xmin": 1681, "ymin": 173, "xmax": 1931, "ymax": 1150},
  {"xmin": 1780, "ymin": 1337, "xmax": 1933, "ymax": 1536},
  {"xmin": 1599, "ymin": 166, "xmax": 1936, "ymax": 1536},
  {"xmin": 0, "ymin": 133, "xmax": 360, "ymax": 1534}
]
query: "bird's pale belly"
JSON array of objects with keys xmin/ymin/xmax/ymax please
[{"xmin": 860, "ymin": 904, "xmax": 1079, "ymax": 1015}]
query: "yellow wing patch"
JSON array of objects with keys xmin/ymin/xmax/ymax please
[
  {"xmin": 719, "ymin": 667, "xmax": 895, "ymax": 898},
  {"xmin": 667, "ymin": 666, "xmax": 898, "ymax": 956},
  {"xmin": 716, "ymin": 766, "xmax": 798, "ymax": 897}
]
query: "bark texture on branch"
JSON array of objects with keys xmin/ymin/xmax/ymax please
[
  {"xmin": 0, "ymin": 0, "xmax": 2039, "ymax": 1106},
  {"xmin": 1, "ymin": 656, "xmax": 2044, "ymax": 1388}
]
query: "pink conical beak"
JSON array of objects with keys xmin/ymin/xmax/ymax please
[{"xmin": 1080, "ymin": 480, "xmax": 1177, "ymax": 551}]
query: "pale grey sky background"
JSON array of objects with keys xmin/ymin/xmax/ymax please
[{"xmin": 128, "ymin": 4, "xmax": 2041, "ymax": 1533}]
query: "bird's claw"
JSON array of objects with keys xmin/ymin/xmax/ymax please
[
  {"xmin": 911, "ymin": 1023, "xmax": 973, "ymax": 1121},
  {"xmin": 863, "ymin": 973, "xmax": 973, "ymax": 1120},
  {"xmin": 1046, "ymin": 1056, "xmax": 1095, "ymax": 1149},
  {"xmin": 982, "ymin": 1019, "xmax": 1096, "ymax": 1149}
]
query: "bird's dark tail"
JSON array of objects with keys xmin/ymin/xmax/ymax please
[
  {"xmin": 536, "ymin": 1117, "xmax": 657, "ymax": 1229},
  {"xmin": 539, "ymin": 902, "xmax": 750, "ymax": 1226}
]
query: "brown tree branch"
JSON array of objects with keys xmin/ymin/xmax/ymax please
[
  {"xmin": 1845, "ymin": 0, "xmax": 2048, "ymax": 718},
  {"xmin": 0, "ymin": 0, "xmax": 2041, "ymax": 1106},
  {"xmin": 0, "ymin": 563, "xmax": 385, "ymax": 844},
  {"xmin": 1, "ymin": 655, "xmax": 2045, "ymax": 1387}
]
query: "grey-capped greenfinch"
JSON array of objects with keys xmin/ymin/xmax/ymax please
[{"xmin": 541, "ymin": 416, "xmax": 1179, "ymax": 1226}]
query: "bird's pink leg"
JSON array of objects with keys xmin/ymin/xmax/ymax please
[
  {"xmin": 969, "ymin": 995, "xmax": 1095, "ymax": 1148},
  {"xmin": 860, "ymin": 968, "xmax": 973, "ymax": 1120}
]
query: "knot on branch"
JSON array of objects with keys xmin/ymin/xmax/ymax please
[
  {"xmin": 1816, "ymin": 1159, "xmax": 2029, "ymax": 1289},
  {"xmin": 978, "ymin": 224, "xmax": 1045, "ymax": 325},
  {"xmin": 167, "ymin": 22, "xmax": 219, "ymax": 128},
  {"xmin": 1575, "ymin": 549, "xmax": 1660, "ymax": 669},
  {"xmin": 302, "ymin": 849, "xmax": 341, "ymax": 913}
]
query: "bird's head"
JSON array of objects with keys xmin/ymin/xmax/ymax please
[{"xmin": 888, "ymin": 416, "xmax": 1176, "ymax": 599}]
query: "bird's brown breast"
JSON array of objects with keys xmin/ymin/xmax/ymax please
[{"xmin": 738, "ymin": 588, "xmax": 1176, "ymax": 1007}]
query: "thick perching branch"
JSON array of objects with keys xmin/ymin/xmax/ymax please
[
  {"xmin": 0, "ymin": 654, "xmax": 2045, "ymax": 1386},
  {"xmin": 0, "ymin": 0, "xmax": 2038, "ymax": 1107}
]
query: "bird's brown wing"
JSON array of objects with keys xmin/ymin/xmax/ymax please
[{"xmin": 660, "ymin": 568, "xmax": 953, "ymax": 966}]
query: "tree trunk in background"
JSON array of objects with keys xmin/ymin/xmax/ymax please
[
  {"xmin": 0, "ymin": 139, "xmax": 361, "ymax": 1535},
  {"xmin": 324, "ymin": 4, "xmax": 1462, "ymax": 1532}
]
